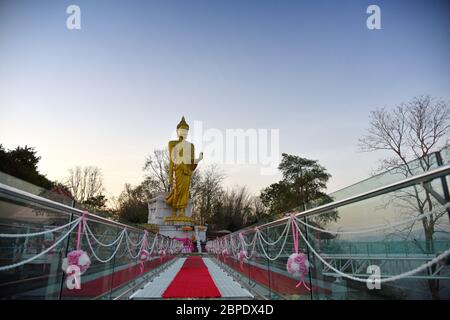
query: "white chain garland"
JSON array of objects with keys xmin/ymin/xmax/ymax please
[
  {"xmin": 255, "ymin": 220, "xmax": 292, "ymax": 261},
  {"xmin": 0, "ymin": 213, "xmax": 181, "ymax": 269},
  {"xmin": 240, "ymin": 232, "xmax": 258, "ymax": 247},
  {"xmin": 0, "ymin": 220, "xmax": 80, "ymax": 271},
  {"xmin": 292, "ymin": 218, "xmax": 450, "ymax": 284},
  {"xmin": 239, "ymin": 233, "xmax": 258, "ymax": 260},
  {"xmin": 84, "ymin": 229, "xmax": 126, "ymax": 263},
  {"xmin": 147, "ymin": 234, "xmax": 158, "ymax": 254},
  {"xmin": 0, "ymin": 217, "xmax": 82, "ymax": 238},
  {"xmin": 295, "ymin": 203, "xmax": 450, "ymax": 235},
  {"xmin": 257, "ymin": 220, "xmax": 291, "ymax": 246},
  {"xmin": 84, "ymin": 222, "xmax": 127, "ymax": 247},
  {"xmin": 208, "ymin": 214, "xmax": 450, "ymax": 284},
  {"xmin": 124, "ymin": 231, "xmax": 146, "ymax": 259},
  {"xmin": 124, "ymin": 230, "xmax": 145, "ymax": 247}
]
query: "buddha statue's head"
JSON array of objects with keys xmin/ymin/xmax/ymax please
[{"xmin": 176, "ymin": 116, "xmax": 189, "ymax": 140}]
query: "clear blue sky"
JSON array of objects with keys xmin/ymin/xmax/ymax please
[{"xmin": 1, "ymin": 0, "xmax": 449, "ymax": 199}]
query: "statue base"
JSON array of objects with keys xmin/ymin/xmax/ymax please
[
  {"xmin": 147, "ymin": 192, "xmax": 208, "ymax": 252},
  {"xmin": 164, "ymin": 216, "xmax": 195, "ymax": 224},
  {"xmin": 148, "ymin": 192, "xmax": 193, "ymax": 225},
  {"xmin": 148, "ymin": 191, "xmax": 195, "ymax": 239}
]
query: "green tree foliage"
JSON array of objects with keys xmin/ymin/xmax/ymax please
[
  {"xmin": 83, "ymin": 195, "xmax": 107, "ymax": 211},
  {"xmin": 260, "ymin": 153, "xmax": 333, "ymax": 217},
  {"xmin": 117, "ymin": 183, "xmax": 149, "ymax": 224},
  {"xmin": 191, "ymin": 164, "xmax": 225, "ymax": 226},
  {"xmin": 209, "ymin": 186, "xmax": 255, "ymax": 232},
  {"xmin": 0, "ymin": 144, "xmax": 54, "ymax": 189}
]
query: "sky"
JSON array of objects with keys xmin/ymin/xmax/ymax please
[{"xmin": 1, "ymin": 0, "xmax": 449, "ymax": 201}]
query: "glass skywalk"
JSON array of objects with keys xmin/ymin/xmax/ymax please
[{"xmin": 1, "ymin": 156, "xmax": 450, "ymax": 300}]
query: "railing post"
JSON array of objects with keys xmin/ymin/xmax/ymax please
[
  {"xmin": 265, "ymin": 231, "xmax": 272, "ymax": 299},
  {"xmin": 58, "ymin": 199, "xmax": 76, "ymax": 300},
  {"xmin": 435, "ymin": 151, "xmax": 450, "ymax": 221},
  {"xmin": 108, "ymin": 225, "xmax": 120, "ymax": 300},
  {"xmin": 302, "ymin": 216, "xmax": 314, "ymax": 301}
]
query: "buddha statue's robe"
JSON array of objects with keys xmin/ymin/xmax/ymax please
[{"xmin": 165, "ymin": 139, "xmax": 197, "ymax": 213}]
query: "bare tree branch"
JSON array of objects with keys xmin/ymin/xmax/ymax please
[{"xmin": 65, "ymin": 166, "xmax": 105, "ymax": 203}]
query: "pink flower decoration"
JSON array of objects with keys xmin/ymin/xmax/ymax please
[
  {"xmin": 287, "ymin": 253, "xmax": 310, "ymax": 286},
  {"xmin": 62, "ymin": 250, "xmax": 91, "ymax": 274},
  {"xmin": 239, "ymin": 250, "xmax": 247, "ymax": 269},
  {"xmin": 239, "ymin": 250, "xmax": 247, "ymax": 262},
  {"xmin": 139, "ymin": 249, "xmax": 149, "ymax": 262}
]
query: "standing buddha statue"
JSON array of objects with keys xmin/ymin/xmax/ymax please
[{"xmin": 165, "ymin": 116, "xmax": 203, "ymax": 219}]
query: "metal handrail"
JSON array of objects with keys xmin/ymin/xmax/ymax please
[
  {"xmin": 237, "ymin": 163, "xmax": 450, "ymax": 235},
  {"xmin": 0, "ymin": 181, "xmax": 168, "ymax": 238}
]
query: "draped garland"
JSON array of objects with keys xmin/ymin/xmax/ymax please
[
  {"xmin": 207, "ymin": 203, "xmax": 450, "ymax": 285},
  {"xmin": 0, "ymin": 213, "xmax": 183, "ymax": 272}
]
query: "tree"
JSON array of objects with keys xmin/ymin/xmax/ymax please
[
  {"xmin": 260, "ymin": 181, "xmax": 296, "ymax": 217},
  {"xmin": 251, "ymin": 196, "xmax": 270, "ymax": 223},
  {"xmin": 0, "ymin": 144, "xmax": 54, "ymax": 189},
  {"xmin": 143, "ymin": 148, "xmax": 205, "ymax": 197},
  {"xmin": 143, "ymin": 149, "xmax": 171, "ymax": 194},
  {"xmin": 119, "ymin": 148, "xmax": 206, "ymax": 224},
  {"xmin": 116, "ymin": 183, "xmax": 149, "ymax": 224},
  {"xmin": 192, "ymin": 164, "xmax": 225, "ymax": 225},
  {"xmin": 261, "ymin": 153, "xmax": 333, "ymax": 218},
  {"xmin": 65, "ymin": 166, "xmax": 106, "ymax": 210},
  {"xmin": 358, "ymin": 94, "xmax": 450, "ymax": 299},
  {"xmin": 359, "ymin": 95, "xmax": 450, "ymax": 174},
  {"xmin": 140, "ymin": 149, "xmax": 264, "ymax": 230},
  {"xmin": 43, "ymin": 182, "xmax": 75, "ymax": 206},
  {"xmin": 210, "ymin": 186, "xmax": 255, "ymax": 231},
  {"xmin": 83, "ymin": 195, "xmax": 107, "ymax": 211}
]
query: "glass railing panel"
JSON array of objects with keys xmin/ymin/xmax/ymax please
[
  {"xmin": 263, "ymin": 221, "xmax": 312, "ymax": 300},
  {"xmin": 109, "ymin": 227, "xmax": 142, "ymax": 298},
  {"xmin": 328, "ymin": 153, "xmax": 439, "ymax": 202},
  {"xmin": 0, "ymin": 172, "xmax": 46, "ymax": 198},
  {"xmin": 0, "ymin": 172, "xmax": 75, "ymax": 207},
  {"xmin": 0, "ymin": 193, "xmax": 71, "ymax": 299},
  {"xmin": 303, "ymin": 176, "xmax": 450, "ymax": 300},
  {"xmin": 0, "ymin": 182, "xmax": 180, "ymax": 300},
  {"xmin": 440, "ymin": 146, "xmax": 450, "ymax": 164},
  {"xmin": 60, "ymin": 215, "xmax": 119, "ymax": 300},
  {"xmin": 246, "ymin": 233, "xmax": 261, "ymax": 296},
  {"xmin": 108, "ymin": 230, "xmax": 175, "ymax": 299},
  {"xmin": 110, "ymin": 228, "xmax": 147, "ymax": 296},
  {"xmin": 240, "ymin": 230, "xmax": 271, "ymax": 299},
  {"xmin": 207, "ymin": 166, "xmax": 450, "ymax": 300}
]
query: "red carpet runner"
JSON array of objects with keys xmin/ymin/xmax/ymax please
[{"xmin": 162, "ymin": 256, "xmax": 221, "ymax": 298}]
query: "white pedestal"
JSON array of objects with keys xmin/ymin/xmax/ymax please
[
  {"xmin": 147, "ymin": 191, "xmax": 193, "ymax": 225},
  {"xmin": 148, "ymin": 192, "xmax": 194, "ymax": 239}
]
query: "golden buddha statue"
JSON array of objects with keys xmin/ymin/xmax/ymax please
[{"xmin": 165, "ymin": 116, "xmax": 203, "ymax": 220}]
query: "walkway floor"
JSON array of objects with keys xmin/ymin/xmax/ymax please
[
  {"xmin": 130, "ymin": 258, "xmax": 186, "ymax": 299},
  {"xmin": 162, "ymin": 256, "xmax": 221, "ymax": 298},
  {"xmin": 130, "ymin": 256, "xmax": 253, "ymax": 299},
  {"xmin": 203, "ymin": 257, "xmax": 253, "ymax": 299}
]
